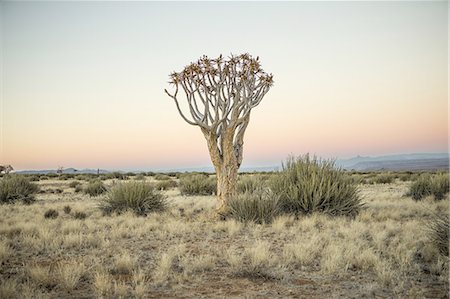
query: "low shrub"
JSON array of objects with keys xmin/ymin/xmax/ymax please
[
  {"xmin": 74, "ymin": 185, "xmax": 83, "ymax": 193},
  {"xmin": 0, "ymin": 176, "xmax": 39, "ymax": 204},
  {"xmin": 63, "ymin": 205, "xmax": 72, "ymax": 214},
  {"xmin": 44, "ymin": 209, "xmax": 59, "ymax": 219},
  {"xmin": 155, "ymin": 179, "xmax": 178, "ymax": 190},
  {"xmin": 179, "ymin": 174, "xmax": 216, "ymax": 196},
  {"xmin": 154, "ymin": 174, "xmax": 170, "ymax": 181},
  {"xmin": 69, "ymin": 181, "xmax": 81, "ymax": 188},
  {"xmin": 100, "ymin": 182, "xmax": 167, "ymax": 216},
  {"xmin": 229, "ymin": 189, "xmax": 280, "ymax": 224},
  {"xmin": 73, "ymin": 211, "xmax": 88, "ymax": 220},
  {"xmin": 83, "ymin": 181, "xmax": 107, "ymax": 197},
  {"xmin": 408, "ymin": 173, "xmax": 449, "ymax": 200},
  {"xmin": 106, "ymin": 172, "xmax": 127, "ymax": 180},
  {"xmin": 372, "ymin": 173, "xmax": 394, "ymax": 184},
  {"xmin": 270, "ymin": 155, "xmax": 362, "ymax": 217}
]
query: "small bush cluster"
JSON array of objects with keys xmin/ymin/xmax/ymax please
[
  {"xmin": 229, "ymin": 189, "xmax": 280, "ymax": 224},
  {"xmin": 408, "ymin": 173, "xmax": 449, "ymax": 200},
  {"xmin": 83, "ymin": 181, "xmax": 107, "ymax": 197},
  {"xmin": 270, "ymin": 155, "xmax": 362, "ymax": 217},
  {"xmin": 100, "ymin": 182, "xmax": 167, "ymax": 216},
  {"xmin": 179, "ymin": 174, "xmax": 216, "ymax": 196},
  {"xmin": 73, "ymin": 211, "xmax": 88, "ymax": 220},
  {"xmin": 0, "ymin": 176, "xmax": 39, "ymax": 204},
  {"xmin": 44, "ymin": 209, "xmax": 59, "ymax": 219}
]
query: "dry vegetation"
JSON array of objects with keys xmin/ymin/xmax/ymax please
[{"xmin": 0, "ymin": 171, "xmax": 448, "ymax": 298}]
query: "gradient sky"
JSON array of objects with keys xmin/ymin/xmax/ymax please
[{"xmin": 1, "ymin": 1, "xmax": 448, "ymax": 170}]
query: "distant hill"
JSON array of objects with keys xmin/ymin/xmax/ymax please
[{"xmin": 336, "ymin": 153, "xmax": 449, "ymax": 171}]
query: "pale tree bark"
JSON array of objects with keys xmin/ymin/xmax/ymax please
[{"xmin": 164, "ymin": 54, "xmax": 273, "ymax": 215}]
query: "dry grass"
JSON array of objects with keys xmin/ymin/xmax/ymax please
[{"xmin": 0, "ymin": 176, "xmax": 448, "ymax": 298}]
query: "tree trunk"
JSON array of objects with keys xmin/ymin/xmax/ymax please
[{"xmin": 215, "ymin": 161, "xmax": 239, "ymax": 216}]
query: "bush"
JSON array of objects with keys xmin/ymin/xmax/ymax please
[
  {"xmin": 237, "ymin": 175, "xmax": 264, "ymax": 194},
  {"xmin": 0, "ymin": 176, "xmax": 39, "ymax": 204},
  {"xmin": 179, "ymin": 174, "xmax": 216, "ymax": 196},
  {"xmin": 83, "ymin": 180, "xmax": 107, "ymax": 197},
  {"xmin": 270, "ymin": 155, "xmax": 362, "ymax": 217},
  {"xmin": 106, "ymin": 172, "xmax": 127, "ymax": 180},
  {"xmin": 73, "ymin": 211, "xmax": 87, "ymax": 220},
  {"xmin": 408, "ymin": 173, "xmax": 449, "ymax": 200},
  {"xmin": 155, "ymin": 179, "xmax": 178, "ymax": 190},
  {"xmin": 63, "ymin": 205, "xmax": 72, "ymax": 214},
  {"xmin": 74, "ymin": 185, "xmax": 83, "ymax": 193},
  {"xmin": 154, "ymin": 174, "xmax": 170, "ymax": 181},
  {"xmin": 44, "ymin": 209, "xmax": 58, "ymax": 219},
  {"xmin": 101, "ymin": 182, "xmax": 167, "ymax": 216},
  {"xmin": 69, "ymin": 181, "xmax": 81, "ymax": 188},
  {"xmin": 428, "ymin": 213, "xmax": 449, "ymax": 257},
  {"xmin": 229, "ymin": 189, "xmax": 280, "ymax": 224}
]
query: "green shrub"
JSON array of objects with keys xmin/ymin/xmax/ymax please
[
  {"xmin": 179, "ymin": 174, "xmax": 216, "ymax": 196},
  {"xmin": 270, "ymin": 155, "xmax": 362, "ymax": 217},
  {"xmin": 428, "ymin": 213, "xmax": 449, "ymax": 257},
  {"xmin": 44, "ymin": 209, "xmax": 58, "ymax": 219},
  {"xmin": 237, "ymin": 175, "xmax": 264, "ymax": 194},
  {"xmin": 83, "ymin": 180, "xmax": 107, "ymax": 197},
  {"xmin": 229, "ymin": 189, "xmax": 280, "ymax": 224},
  {"xmin": 155, "ymin": 179, "xmax": 178, "ymax": 190},
  {"xmin": 69, "ymin": 181, "xmax": 81, "ymax": 188},
  {"xmin": 0, "ymin": 176, "xmax": 39, "ymax": 204},
  {"xmin": 408, "ymin": 173, "xmax": 449, "ymax": 200},
  {"xmin": 101, "ymin": 182, "xmax": 167, "ymax": 216}
]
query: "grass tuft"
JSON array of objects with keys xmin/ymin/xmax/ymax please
[{"xmin": 101, "ymin": 182, "xmax": 167, "ymax": 216}]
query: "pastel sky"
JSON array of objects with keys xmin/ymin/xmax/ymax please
[{"xmin": 1, "ymin": 1, "xmax": 448, "ymax": 170}]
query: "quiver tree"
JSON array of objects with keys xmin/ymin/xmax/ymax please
[{"xmin": 164, "ymin": 53, "xmax": 273, "ymax": 214}]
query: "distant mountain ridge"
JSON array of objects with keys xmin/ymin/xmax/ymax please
[
  {"xmin": 13, "ymin": 153, "xmax": 448, "ymax": 174},
  {"xmin": 336, "ymin": 153, "xmax": 449, "ymax": 171}
]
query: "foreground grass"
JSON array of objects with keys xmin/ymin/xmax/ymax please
[{"xmin": 0, "ymin": 177, "xmax": 448, "ymax": 298}]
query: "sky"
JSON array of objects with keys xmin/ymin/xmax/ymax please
[{"xmin": 1, "ymin": 1, "xmax": 448, "ymax": 171}]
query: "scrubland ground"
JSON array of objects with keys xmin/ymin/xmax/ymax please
[{"xmin": 0, "ymin": 177, "xmax": 448, "ymax": 298}]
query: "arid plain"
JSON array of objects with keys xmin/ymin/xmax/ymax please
[{"xmin": 0, "ymin": 171, "xmax": 448, "ymax": 299}]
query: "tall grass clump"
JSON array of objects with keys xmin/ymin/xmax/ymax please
[
  {"xmin": 229, "ymin": 189, "xmax": 280, "ymax": 224},
  {"xmin": 408, "ymin": 173, "xmax": 449, "ymax": 200},
  {"xmin": 428, "ymin": 213, "xmax": 449, "ymax": 257},
  {"xmin": 179, "ymin": 174, "xmax": 216, "ymax": 196},
  {"xmin": 237, "ymin": 175, "xmax": 265, "ymax": 194},
  {"xmin": 270, "ymin": 155, "xmax": 362, "ymax": 217},
  {"xmin": 101, "ymin": 182, "xmax": 167, "ymax": 216},
  {"xmin": 83, "ymin": 180, "xmax": 107, "ymax": 197},
  {"xmin": 0, "ymin": 175, "xmax": 39, "ymax": 204}
]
